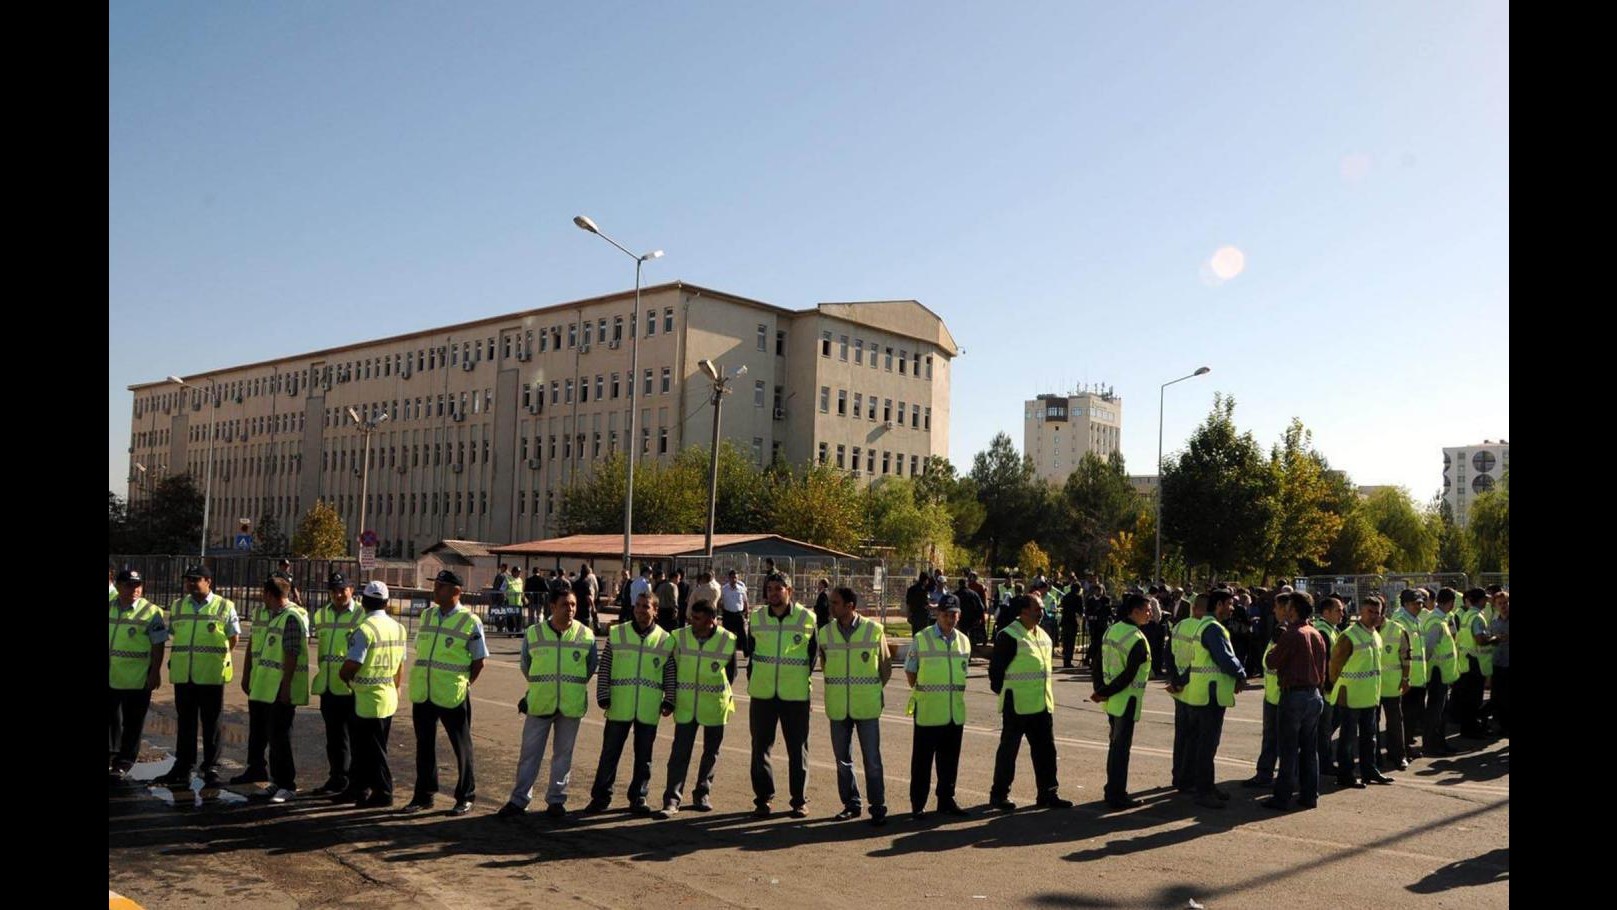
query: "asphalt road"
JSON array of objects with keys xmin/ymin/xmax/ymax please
[{"xmin": 109, "ymin": 630, "xmax": 1509, "ymax": 909}]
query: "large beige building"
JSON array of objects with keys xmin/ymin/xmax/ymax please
[
  {"xmin": 1023, "ymin": 388, "xmax": 1123, "ymax": 485},
  {"xmin": 1443, "ymin": 440, "xmax": 1509, "ymax": 527},
  {"xmin": 126, "ymin": 282, "xmax": 956, "ymax": 557}
]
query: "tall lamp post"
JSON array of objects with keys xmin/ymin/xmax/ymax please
[
  {"xmin": 698, "ymin": 359, "xmax": 748, "ymax": 557},
  {"xmin": 573, "ymin": 215, "xmax": 663, "ymax": 580},
  {"xmin": 348, "ymin": 407, "xmax": 390, "ymax": 561},
  {"xmin": 1156, "ymin": 366, "xmax": 1211, "ymax": 586},
  {"xmin": 169, "ymin": 375, "xmax": 218, "ymax": 559}
]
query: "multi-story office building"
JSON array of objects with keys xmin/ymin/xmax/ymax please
[
  {"xmin": 125, "ymin": 282, "xmax": 956, "ymax": 556},
  {"xmin": 1443, "ymin": 440, "xmax": 1509, "ymax": 527},
  {"xmin": 1023, "ymin": 387, "xmax": 1124, "ymax": 485}
]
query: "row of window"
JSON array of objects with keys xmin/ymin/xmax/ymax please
[
  {"xmin": 818, "ymin": 387, "xmax": 932, "ymax": 430},
  {"xmin": 190, "ymin": 413, "xmax": 308, "ymax": 444},
  {"xmin": 820, "ymin": 332, "xmax": 935, "ymax": 379},
  {"xmin": 817, "ymin": 444, "xmax": 922, "ymax": 477},
  {"xmin": 522, "ymin": 368, "xmax": 676, "ymax": 410}
]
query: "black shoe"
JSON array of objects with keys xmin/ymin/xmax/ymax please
[
  {"xmin": 398, "ymin": 799, "xmax": 433, "ymax": 814},
  {"xmin": 581, "ymin": 799, "xmax": 610, "ymax": 815},
  {"xmin": 1036, "ymin": 796, "xmax": 1074, "ymax": 810},
  {"xmin": 869, "ymin": 810, "xmax": 887, "ymax": 827},
  {"xmin": 229, "ymin": 770, "xmax": 269, "ymax": 785},
  {"xmin": 1260, "ymin": 798, "xmax": 1293, "ymax": 811},
  {"xmin": 789, "ymin": 806, "xmax": 808, "ymax": 819},
  {"xmin": 911, "ymin": 809, "xmax": 927, "ymax": 821},
  {"xmin": 201, "ymin": 770, "xmax": 222, "ymax": 787},
  {"xmin": 1319, "ymin": 764, "xmax": 1339, "ymax": 777},
  {"xmin": 1337, "ymin": 777, "xmax": 1366, "ymax": 790},
  {"xmin": 1211, "ymin": 788, "xmax": 1231, "ymax": 801},
  {"xmin": 336, "ymin": 789, "xmax": 368, "ymax": 804},
  {"xmin": 1366, "ymin": 774, "xmax": 1395, "ymax": 785},
  {"xmin": 153, "ymin": 770, "xmax": 192, "ymax": 789},
  {"xmin": 1298, "ymin": 799, "xmax": 1318, "ymax": 810},
  {"xmin": 496, "ymin": 802, "xmax": 525, "ymax": 819},
  {"xmin": 310, "ymin": 781, "xmax": 346, "ymax": 796},
  {"xmin": 752, "ymin": 804, "xmax": 773, "ymax": 819},
  {"xmin": 1105, "ymin": 797, "xmax": 1142, "ymax": 810},
  {"xmin": 1193, "ymin": 794, "xmax": 1225, "ymax": 809},
  {"xmin": 630, "ymin": 803, "xmax": 653, "ymax": 817},
  {"xmin": 833, "ymin": 807, "xmax": 862, "ymax": 821},
  {"xmin": 1240, "ymin": 776, "xmax": 1274, "ymax": 789},
  {"xmin": 545, "ymin": 803, "xmax": 568, "ymax": 820},
  {"xmin": 939, "ymin": 801, "xmax": 971, "ymax": 817},
  {"xmin": 449, "ymin": 800, "xmax": 474, "ymax": 816},
  {"xmin": 989, "ymin": 799, "xmax": 1017, "ymax": 813},
  {"xmin": 356, "ymin": 794, "xmax": 393, "ymax": 809}
]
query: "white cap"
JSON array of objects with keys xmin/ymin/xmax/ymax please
[{"xmin": 362, "ymin": 580, "xmax": 390, "ymax": 600}]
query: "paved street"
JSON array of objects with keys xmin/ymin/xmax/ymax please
[{"xmin": 110, "ymin": 632, "xmax": 1509, "ymax": 909}]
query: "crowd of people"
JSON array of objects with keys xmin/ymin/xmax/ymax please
[{"xmin": 108, "ymin": 559, "xmax": 1507, "ymax": 827}]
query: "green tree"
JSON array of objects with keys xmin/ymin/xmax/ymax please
[
  {"xmin": 293, "ymin": 499, "xmax": 349, "ymax": 558},
  {"xmin": 253, "ymin": 514, "xmax": 290, "ymax": 557},
  {"xmin": 969, "ymin": 433, "xmax": 1049, "ymax": 568},
  {"xmin": 673, "ymin": 442, "xmax": 769, "ymax": 534},
  {"xmin": 865, "ymin": 477, "xmax": 954, "ymax": 567},
  {"xmin": 917, "ymin": 456, "xmax": 986, "ymax": 548},
  {"xmin": 559, "ymin": 453, "xmax": 629, "ymax": 534},
  {"xmin": 766, "ymin": 463, "xmax": 867, "ymax": 554},
  {"xmin": 1059, "ymin": 451, "xmax": 1141, "ymax": 574},
  {"xmin": 1160, "ymin": 395, "xmax": 1274, "ymax": 580},
  {"xmin": 1469, "ymin": 471, "xmax": 1509, "ymax": 572},
  {"xmin": 1430, "ymin": 497, "xmax": 1475, "ymax": 574},
  {"xmin": 124, "ymin": 473, "xmax": 205, "ymax": 554},
  {"xmin": 1361, "ymin": 487, "xmax": 1436, "ymax": 571},
  {"xmin": 1322, "ymin": 505, "xmax": 1395, "ymax": 575},
  {"xmin": 109, "ymin": 491, "xmax": 130, "ymax": 552},
  {"xmin": 1260, "ymin": 419, "xmax": 1344, "ymax": 583},
  {"xmin": 1016, "ymin": 540, "xmax": 1051, "ymax": 577}
]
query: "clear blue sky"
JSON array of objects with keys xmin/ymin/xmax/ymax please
[{"xmin": 109, "ymin": 2, "xmax": 1509, "ymax": 504}]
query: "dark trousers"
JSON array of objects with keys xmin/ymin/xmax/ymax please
[
  {"xmin": 268, "ymin": 702, "xmax": 298, "ymax": 791},
  {"xmin": 1189, "ymin": 704, "xmax": 1226, "ymax": 796},
  {"xmin": 990, "ymin": 708, "xmax": 1059, "ymax": 801},
  {"xmin": 591, "ymin": 719, "xmax": 659, "ymax": 806},
  {"xmin": 1379, "ymin": 695, "xmax": 1406, "ymax": 765},
  {"xmin": 350, "ymin": 715, "xmax": 394, "ymax": 799},
  {"xmin": 108, "ymin": 687, "xmax": 152, "ymax": 766},
  {"xmin": 1085, "ymin": 622, "xmax": 1107, "ymax": 667},
  {"xmin": 1104, "ymin": 701, "xmax": 1138, "ymax": 800},
  {"xmin": 1402, "ymin": 686, "xmax": 1426, "ymax": 747},
  {"xmin": 412, "ymin": 699, "xmax": 476, "ymax": 803},
  {"xmin": 1146, "ymin": 624, "xmax": 1166, "ymax": 677},
  {"xmin": 1254, "ymin": 698, "xmax": 1278, "ymax": 780},
  {"xmin": 1273, "ymin": 690, "xmax": 1322, "ymax": 806},
  {"xmin": 910, "ymin": 722, "xmax": 964, "ymax": 811},
  {"xmin": 245, "ymin": 700, "xmax": 272, "ymax": 776},
  {"xmin": 721, "ymin": 610, "xmax": 747, "ymax": 643},
  {"xmin": 1317, "ymin": 701, "xmax": 1337, "ymax": 772},
  {"xmin": 1171, "ymin": 699, "xmax": 1193, "ymax": 789},
  {"xmin": 1491, "ymin": 666, "xmax": 1510, "ymax": 736},
  {"xmin": 319, "ymin": 694, "xmax": 355, "ymax": 789},
  {"xmin": 662, "ymin": 722, "xmax": 724, "ymax": 807},
  {"xmin": 1335, "ymin": 703, "xmax": 1377, "ymax": 781},
  {"xmin": 172, "ymin": 682, "xmax": 225, "ymax": 775},
  {"xmin": 1423, "ymin": 678, "xmax": 1451, "ymax": 751},
  {"xmin": 750, "ymin": 697, "xmax": 811, "ymax": 808},
  {"xmin": 1454, "ymin": 657, "xmax": 1487, "ymax": 734},
  {"xmin": 1059, "ymin": 622, "xmax": 1079, "ymax": 667}
]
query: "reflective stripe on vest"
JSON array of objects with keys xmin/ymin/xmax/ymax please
[
  {"xmin": 674, "ymin": 626, "xmax": 737, "ymax": 726},
  {"xmin": 1000, "ymin": 623, "xmax": 1055, "ymax": 715},
  {"xmin": 820, "ymin": 618, "xmax": 885, "ymax": 722},
  {"xmin": 109, "ymin": 599, "xmax": 160, "ymax": 690},
  {"xmin": 1101, "ymin": 621, "xmax": 1149, "ymax": 720},
  {"xmin": 1421, "ymin": 609, "xmax": 1461, "ymax": 684},
  {"xmin": 352, "ymin": 614, "xmax": 406, "ymax": 719},
  {"xmin": 409, "ymin": 607, "xmax": 479, "ymax": 708},
  {"xmin": 911, "ymin": 626, "xmax": 969, "ymax": 727},
  {"xmin": 1169, "ymin": 616, "xmax": 1206, "ymax": 703},
  {"xmin": 606, "ymin": 621, "xmax": 673, "ymax": 725},
  {"xmin": 526, "ymin": 620, "xmax": 593, "ymax": 718},
  {"xmin": 1329, "ymin": 623, "xmax": 1382, "ymax": 709},
  {"xmin": 248, "ymin": 608, "xmax": 310, "ymax": 706},
  {"xmin": 167, "ymin": 594, "xmax": 235, "ymax": 685},
  {"xmin": 1186, "ymin": 620, "xmax": 1236, "ymax": 708},
  {"xmin": 1391, "ymin": 610, "xmax": 1428, "ymax": 687},
  {"xmin": 1457, "ymin": 607, "xmax": 1495, "ymax": 677},
  {"xmin": 748, "ymin": 604, "xmax": 816, "ymax": 701},
  {"xmin": 1379, "ymin": 622, "xmax": 1407, "ymax": 699},
  {"xmin": 312, "ymin": 603, "xmax": 364, "ymax": 696}
]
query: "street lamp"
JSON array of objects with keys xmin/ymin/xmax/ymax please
[
  {"xmin": 169, "ymin": 375, "xmax": 218, "ymax": 559},
  {"xmin": 1156, "ymin": 366, "xmax": 1211, "ymax": 586},
  {"xmin": 348, "ymin": 407, "xmax": 390, "ymax": 563},
  {"xmin": 698, "ymin": 360, "xmax": 748, "ymax": 557},
  {"xmin": 574, "ymin": 215, "xmax": 663, "ymax": 580}
]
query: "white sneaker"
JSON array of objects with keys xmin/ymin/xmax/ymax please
[{"xmin": 269, "ymin": 788, "xmax": 296, "ymax": 804}]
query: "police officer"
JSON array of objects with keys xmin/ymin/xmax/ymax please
[
  {"xmin": 987, "ymin": 594, "xmax": 1072, "ymax": 812},
  {"xmin": 1421, "ymin": 588, "xmax": 1463, "ymax": 756},
  {"xmin": 583, "ymin": 590, "xmax": 676, "ymax": 815},
  {"xmin": 246, "ymin": 576, "xmax": 310, "ymax": 803},
  {"xmin": 1392, "ymin": 589, "xmax": 1429, "ymax": 760},
  {"xmin": 108, "ymin": 569, "xmax": 166, "ymax": 780},
  {"xmin": 1165, "ymin": 593, "xmax": 1209, "ymax": 792},
  {"xmin": 746, "ymin": 574, "xmax": 817, "ymax": 818},
  {"xmin": 819, "ymin": 586, "xmax": 890, "ymax": 826},
  {"xmin": 1310, "ymin": 597, "xmax": 1344, "ymax": 776},
  {"xmin": 654, "ymin": 598, "xmax": 738, "ymax": 818},
  {"xmin": 1327, "ymin": 596, "xmax": 1393, "ymax": 788},
  {"xmin": 1373, "ymin": 597, "xmax": 1412, "ymax": 771},
  {"xmin": 1454, "ymin": 587, "xmax": 1497, "ymax": 738},
  {"xmin": 154, "ymin": 565, "xmax": 240, "ymax": 789},
  {"xmin": 1184, "ymin": 588, "xmax": 1246, "ymax": 809},
  {"xmin": 905, "ymin": 593, "xmax": 972, "ymax": 819},
  {"xmin": 1243, "ymin": 592, "xmax": 1289, "ymax": 790},
  {"xmin": 338, "ymin": 581, "xmax": 407, "ymax": 808},
  {"xmin": 498, "ymin": 587, "xmax": 598, "ymax": 820},
  {"xmin": 1089, "ymin": 593, "xmax": 1152, "ymax": 810},
  {"xmin": 310, "ymin": 572, "xmax": 364, "ymax": 796},
  {"xmin": 402, "ymin": 570, "xmax": 488, "ymax": 816}
]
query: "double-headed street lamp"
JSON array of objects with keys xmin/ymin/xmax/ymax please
[
  {"xmin": 348, "ymin": 407, "xmax": 390, "ymax": 562},
  {"xmin": 169, "ymin": 375, "xmax": 218, "ymax": 559},
  {"xmin": 573, "ymin": 215, "xmax": 663, "ymax": 580},
  {"xmin": 698, "ymin": 359, "xmax": 748, "ymax": 557},
  {"xmin": 1156, "ymin": 366, "xmax": 1211, "ymax": 585}
]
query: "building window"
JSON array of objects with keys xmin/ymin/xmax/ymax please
[
  {"xmin": 664, "ymin": 308, "xmax": 674, "ymax": 333},
  {"xmin": 550, "ymin": 382, "xmax": 560, "ymax": 405},
  {"xmin": 911, "ymin": 454, "xmax": 920, "ymax": 475},
  {"xmin": 611, "ymin": 373, "xmax": 620, "ymax": 399},
  {"xmin": 754, "ymin": 380, "xmax": 766, "ymax": 407},
  {"xmin": 837, "ymin": 389, "xmax": 847, "ymax": 416},
  {"xmin": 757, "ymin": 324, "xmax": 768, "ymax": 352},
  {"xmin": 854, "ymin": 339, "xmax": 863, "ymax": 365},
  {"xmin": 884, "ymin": 399, "xmax": 893, "ymax": 422},
  {"xmin": 836, "ymin": 445, "xmax": 846, "ymax": 469},
  {"xmin": 925, "ymin": 355, "xmax": 934, "ymax": 380},
  {"xmin": 882, "ymin": 451, "xmax": 891, "ymax": 474},
  {"xmin": 647, "ymin": 310, "xmax": 657, "ymax": 337},
  {"xmin": 852, "ymin": 446, "xmax": 861, "ymax": 471},
  {"xmin": 659, "ymin": 427, "xmax": 669, "ymax": 454},
  {"xmin": 642, "ymin": 426, "xmax": 651, "ymax": 454},
  {"xmin": 912, "ymin": 405, "xmax": 920, "ymax": 428},
  {"xmin": 752, "ymin": 437, "xmax": 764, "ymax": 465},
  {"xmin": 661, "ymin": 368, "xmax": 671, "ymax": 393},
  {"xmin": 853, "ymin": 392, "xmax": 862, "ymax": 416},
  {"xmin": 613, "ymin": 316, "xmax": 623, "ymax": 341},
  {"xmin": 839, "ymin": 335, "xmax": 849, "ymax": 361},
  {"xmin": 565, "ymin": 379, "xmax": 574, "ymax": 404},
  {"xmin": 822, "ymin": 332, "xmax": 832, "ymax": 357},
  {"xmin": 776, "ymin": 331, "xmax": 787, "ymax": 356},
  {"xmin": 924, "ymin": 406, "xmax": 932, "ymax": 430},
  {"xmin": 596, "ymin": 375, "xmax": 604, "ymax": 400},
  {"xmin": 582, "ymin": 321, "xmax": 593, "ymax": 347},
  {"xmin": 867, "ymin": 394, "xmax": 877, "ymax": 420},
  {"xmin": 568, "ymin": 324, "xmax": 577, "ymax": 348},
  {"xmin": 820, "ymin": 386, "xmax": 830, "ymax": 413},
  {"xmin": 898, "ymin": 402, "xmax": 907, "ymax": 427},
  {"xmin": 599, "ymin": 317, "xmax": 607, "ymax": 342},
  {"xmin": 899, "ymin": 350, "xmax": 908, "ymax": 375},
  {"xmin": 818, "ymin": 442, "xmax": 828, "ymax": 464},
  {"xmin": 644, "ymin": 369, "xmax": 654, "ymax": 396}
]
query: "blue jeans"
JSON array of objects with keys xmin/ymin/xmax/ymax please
[
  {"xmin": 1274, "ymin": 690, "xmax": 1322, "ymax": 806},
  {"xmin": 828, "ymin": 717, "xmax": 885, "ymax": 813}
]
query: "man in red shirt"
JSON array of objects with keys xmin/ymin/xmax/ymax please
[{"xmin": 1262, "ymin": 591, "xmax": 1329, "ymax": 811}]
